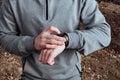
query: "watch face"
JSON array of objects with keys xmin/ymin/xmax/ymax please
[
  {"xmin": 57, "ymin": 33, "xmax": 69, "ymax": 47},
  {"xmin": 57, "ymin": 33, "xmax": 64, "ymax": 37}
]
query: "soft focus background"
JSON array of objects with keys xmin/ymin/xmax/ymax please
[{"xmin": 0, "ymin": 0, "xmax": 120, "ymax": 80}]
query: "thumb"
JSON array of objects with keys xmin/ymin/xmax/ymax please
[{"xmin": 45, "ymin": 26, "xmax": 61, "ymax": 35}]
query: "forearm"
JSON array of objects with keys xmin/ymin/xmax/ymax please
[
  {"xmin": 66, "ymin": 23, "xmax": 111, "ymax": 55},
  {"xmin": 0, "ymin": 0, "xmax": 37, "ymax": 57},
  {"xmin": 65, "ymin": 0, "xmax": 111, "ymax": 55},
  {"xmin": 0, "ymin": 34, "xmax": 36, "ymax": 57}
]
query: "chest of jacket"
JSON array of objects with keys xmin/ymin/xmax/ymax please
[{"xmin": 10, "ymin": 0, "xmax": 82, "ymax": 35}]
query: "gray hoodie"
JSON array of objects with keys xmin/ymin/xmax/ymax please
[{"xmin": 0, "ymin": 0, "xmax": 111, "ymax": 79}]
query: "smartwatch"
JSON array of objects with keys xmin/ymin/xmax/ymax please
[{"xmin": 58, "ymin": 33, "xmax": 69, "ymax": 47}]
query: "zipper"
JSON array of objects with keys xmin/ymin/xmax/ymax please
[{"xmin": 46, "ymin": 0, "xmax": 48, "ymax": 20}]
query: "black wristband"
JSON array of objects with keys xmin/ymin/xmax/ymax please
[{"xmin": 58, "ymin": 33, "xmax": 69, "ymax": 47}]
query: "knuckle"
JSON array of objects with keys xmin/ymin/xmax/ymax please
[
  {"xmin": 50, "ymin": 40, "xmax": 54, "ymax": 44},
  {"xmin": 56, "ymin": 41, "xmax": 60, "ymax": 45},
  {"xmin": 52, "ymin": 35, "xmax": 56, "ymax": 39},
  {"xmin": 40, "ymin": 34, "xmax": 44, "ymax": 38},
  {"xmin": 40, "ymin": 44, "xmax": 45, "ymax": 49},
  {"xmin": 45, "ymin": 44, "xmax": 49, "ymax": 48},
  {"xmin": 49, "ymin": 40, "xmax": 52, "ymax": 44},
  {"xmin": 49, "ymin": 26, "xmax": 53, "ymax": 30},
  {"xmin": 40, "ymin": 38, "xmax": 44, "ymax": 42},
  {"xmin": 43, "ymin": 50, "xmax": 46, "ymax": 53}
]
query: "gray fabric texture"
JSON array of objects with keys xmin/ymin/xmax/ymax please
[{"xmin": 0, "ymin": 0, "xmax": 111, "ymax": 79}]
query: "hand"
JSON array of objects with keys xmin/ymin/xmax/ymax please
[
  {"xmin": 34, "ymin": 26, "xmax": 66, "ymax": 51},
  {"xmin": 38, "ymin": 44, "xmax": 65, "ymax": 65}
]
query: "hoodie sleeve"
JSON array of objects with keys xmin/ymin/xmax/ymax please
[
  {"xmin": 66, "ymin": 0, "xmax": 111, "ymax": 55},
  {"xmin": 0, "ymin": 0, "xmax": 36, "ymax": 57}
]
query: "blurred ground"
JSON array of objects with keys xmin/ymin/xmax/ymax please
[{"xmin": 0, "ymin": 1, "xmax": 120, "ymax": 80}]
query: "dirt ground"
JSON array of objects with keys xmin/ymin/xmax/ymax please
[{"xmin": 0, "ymin": 1, "xmax": 120, "ymax": 80}]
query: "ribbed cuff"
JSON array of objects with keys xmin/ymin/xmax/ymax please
[
  {"xmin": 24, "ymin": 36, "xmax": 37, "ymax": 53},
  {"xmin": 65, "ymin": 32, "xmax": 83, "ymax": 50}
]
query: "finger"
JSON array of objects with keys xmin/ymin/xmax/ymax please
[
  {"xmin": 39, "ymin": 42, "xmax": 57, "ymax": 49},
  {"xmin": 44, "ymin": 50, "xmax": 51, "ymax": 64},
  {"xmin": 46, "ymin": 35, "xmax": 66, "ymax": 42},
  {"xmin": 42, "ymin": 50, "xmax": 48, "ymax": 64},
  {"xmin": 38, "ymin": 51, "xmax": 43, "ymax": 61},
  {"xmin": 45, "ymin": 26, "xmax": 61, "ymax": 35},
  {"xmin": 44, "ymin": 44, "xmax": 57, "ymax": 49},
  {"xmin": 46, "ymin": 39, "xmax": 64, "ymax": 46},
  {"xmin": 49, "ymin": 60, "xmax": 55, "ymax": 65},
  {"xmin": 41, "ymin": 50, "xmax": 47, "ymax": 63},
  {"xmin": 38, "ymin": 50, "xmax": 45, "ymax": 63},
  {"xmin": 47, "ymin": 53, "xmax": 55, "ymax": 65}
]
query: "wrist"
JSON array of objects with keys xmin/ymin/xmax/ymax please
[{"xmin": 58, "ymin": 33, "xmax": 69, "ymax": 47}]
